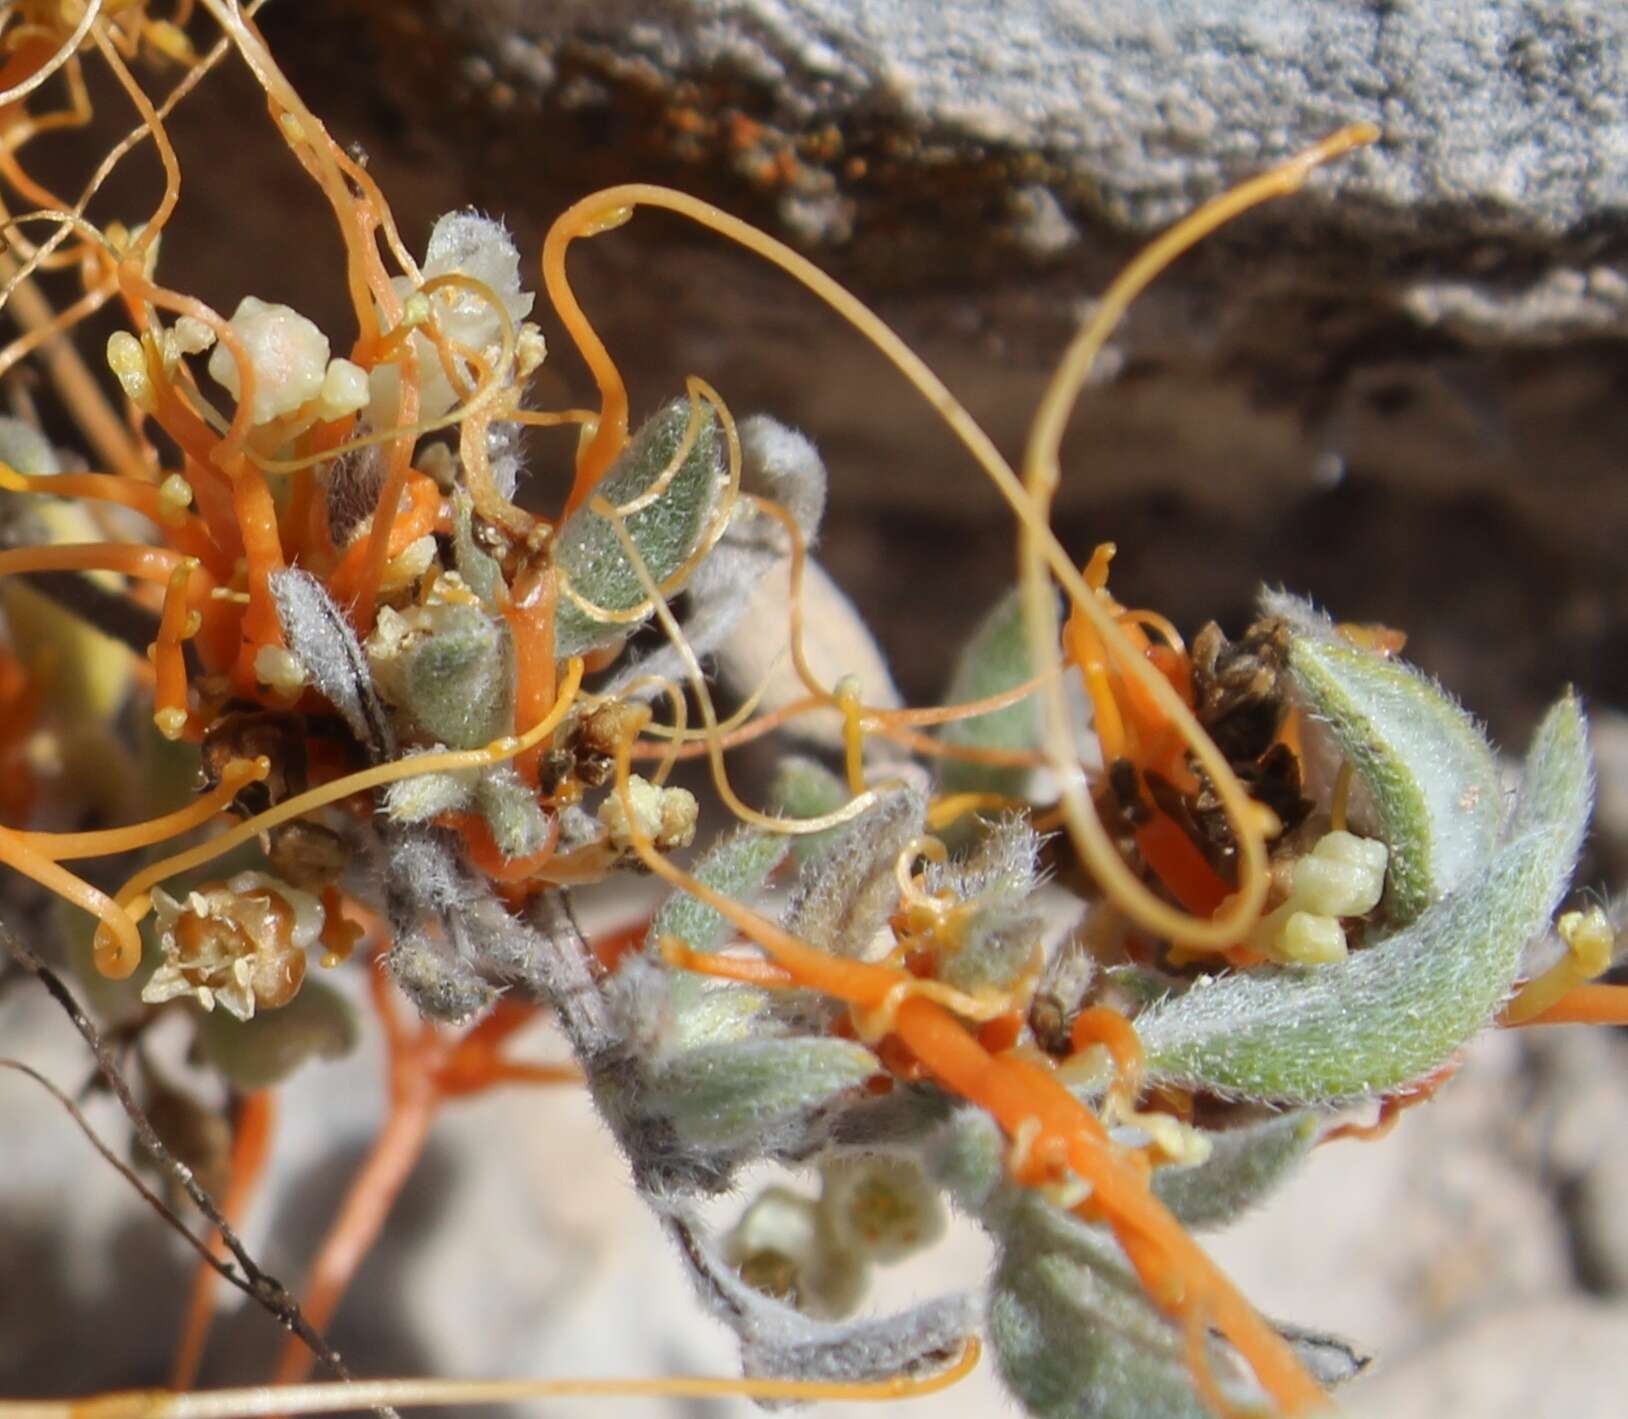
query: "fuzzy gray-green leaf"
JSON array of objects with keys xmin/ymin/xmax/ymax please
[
  {"xmin": 925, "ymin": 816, "xmax": 1044, "ymax": 993},
  {"xmin": 195, "ymin": 979, "xmax": 358, "ymax": 1089},
  {"xmin": 938, "ymin": 588, "xmax": 1043, "ymax": 799},
  {"xmin": 555, "ymin": 398, "xmax": 721, "ymax": 655},
  {"xmin": 375, "ymin": 603, "xmax": 515, "ymax": 749},
  {"xmin": 1285, "ymin": 617, "xmax": 1503, "ymax": 924},
  {"xmin": 450, "ymin": 490, "xmax": 505, "ymax": 605},
  {"xmin": 769, "ymin": 756, "xmax": 850, "ymax": 865},
  {"xmin": 648, "ymin": 825, "xmax": 788, "ymax": 957},
  {"xmin": 647, "ymin": 1037, "xmax": 878, "ymax": 1151},
  {"xmin": 785, "ymin": 786, "xmax": 926, "ymax": 958},
  {"xmin": 474, "ymin": 768, "xmax": 550, "ymax": 858},
  {"xmin": 641, "ymin": 827, "xmax": 790, "ymax": 1053},
  {"xmin": 988, "ymin": 1192, "xmax": 1246, "ymax": 1419},
  {"xmin": 1137, "ymin": 691, "xmax": 1593, "ymax": 1103},
  {"xmin": 1151, "ymin": 1110, "xmax": 1319, "ymax": 1229}
]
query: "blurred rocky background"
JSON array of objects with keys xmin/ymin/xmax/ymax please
[{"xmin": 6, "ymin": 2, "xmax": 1628, "ymax": 1415}]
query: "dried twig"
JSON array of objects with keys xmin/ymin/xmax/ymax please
[{"xmin": 1, "ymin": 921, "xmax": 397, "ymax": 1418}]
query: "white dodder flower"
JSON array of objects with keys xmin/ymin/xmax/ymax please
[{"xmin": 142, "ymin": 871, "xmax": 325, "ymax": 1021}]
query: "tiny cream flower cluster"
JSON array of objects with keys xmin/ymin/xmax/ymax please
[
  {"xmin": 205, "ymin": 296, "xmax": 369, "ymax": 425},
  {"xmin": 141, "ymin": 871, "xmax": 324, "ymax": 1021},
  {"xmin": 1252, "ymin": 829, "xmax": 1389, "ymax": 965}
]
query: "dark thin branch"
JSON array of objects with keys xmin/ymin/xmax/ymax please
[
  {"xmin": 0, "ymin": 1056, "xmax": 246, "ymax": 1276},
  {"xmin": 2, "ymin": 922, "xmax": 398, "ymax": 1418}
]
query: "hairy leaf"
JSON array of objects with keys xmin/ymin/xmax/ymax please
[
  {"xmin": 603, "ymin": 413, "xmax": 828, "ymax": 698},
  {"xmin": 938, "ymin": 587, "xmax": 1045, "ymax": 799},
  {"xmin": 1138, "ymin": 692, "xmax": 1593, "ymax": 1102},
  {"xmin": 449, "ymin": 490, "xmax": 505, "ymax": 605},
  {"xmin": 989, "ymin": 1192, "xmax": 1252, "ymax": 1419},
  {"xmin": 648, "ymin": 825, "xmax": 789, "ymax": 957},
  {"xmin": 369, "ymin": 603, "xmax": 514, "ymax": 749},
  {"xmin": 769, "ymin": 755, "xmax": 851, "ymax": 864},
  {"xmin": 645, "ymin": 1036, "xmax": 879, "ymax": 1152},
  {"xmin": 785, "ymin": 786, "xmax": 926, "ymax": 958},
  {"xmin": 194, "ymin": 978, "xmax": 358, "ymax": 1089},
  {"xmin": 1272, "ymin": 593, "xmax": 1504, "ymax": 923},
  {"xmin": 270, "ymin": 568, "xmax": 395, "ymax": 758},
  {"xmin": 925, "ymin": 817, "xmax": 1046, "ymax": 994},
  {"xmin": 1151, "ymin": 1110, "xmax": 1320, "ymax": 1229},
  {"xmin": 474, "ymin": 767, "xmax": 550, "ymax": 858},
  {"xmin": 554, "ymin": 398, "xmax": 721, "ymax": 655}
]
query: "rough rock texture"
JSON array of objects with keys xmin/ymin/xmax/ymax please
[
  {"xmin": 445, "ymin": 1, "xmax": 1628, "ymax": 243},
  {"xmin": 197, "ymin": 0, "xmax": 1628, "ymax": 736}
]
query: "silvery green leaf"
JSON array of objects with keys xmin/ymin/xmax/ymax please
[
  {"xmin": 640, "ymin": 826, "xmax": 790, "ymax": 1050},
  {"xmin": 1506, "ymin": 689, "xmax": 1594, "ymax": 854},
  {"xmin": 1151, "ymin": 1110, "xmax": 1319, "ymax": 1229},
  {"xmin": 603, "ymin": 413, "xmax": 827, "ymax": 699},
  {"xmin": 925, "ymin": 816, "xmax": 1046, "ymax": 993},
  {"xmin": 554, "ymin": 398, "xmax": 721, "ymax": 655},
  {"xmin": 1102, "ymin": 962, "xmax": 1180, "ymax": 1009},
  {"xmin": 450, "ymin": 489, "xmax": 505, "ymax": 605},
  {"xmin": 474, "ymin": 767, "xmax": 550, "ymax": 858},
  {"xmin": 645, "ymin": 1036, "xmax": 878, "ymax": 1152},
  {"xmin": 382, "ymin": 765, "xmax": 473, "ymax": 824},
  {"xmin": 938, "ymin": 587, "xmax": 1046, "ymax": 799},
  {"xmin": 194, "ymin": 978, "xmax": 358, "ymax": 1088},
  {"xmin": 785, "ymin": 785, "xmax": 926, "ymax": 958},
  {"xmin": 937, "ymin": 910, "xmax": 1043, "ymax": 995},
  {"xmin": 1138, "ymin": 692, "xmax": 1593, "ymax": 1103},
  {"xmin": 1274, "ymin": 593, "xmax": 1503, "ymax": 923},
  {"xmin": 988, "ymin": 1191, "xmax": 1256, "ymax": 1419},
  {"xmin": 270, "ymin": 568, "xmax": 395, "ymax": 758},
  {"xmin": 371, "ymin": 603, "xmax": 515, "ymax": 749},
  {"xmin": 648, "ymin": 825, "xmax": 788, "ymax": 957},
  {"xmin": 922, "ymin": 1106, "xmax": 1008, "ymax": 1214},
  {"xmin": 831, "ymin": 1083, "xmax": 957, "ymax": 1151},
  {"xmin": 648, "ymin": 966, "xmax": 772, "ymax": 1055},
  {"xmin": 926, "ymin": 812, "xmax": 1043, "ymax": 902},
  {"xmin": 769, "ymin": 755, "xmax": 850, "ymax": 864},
  {"xmin": 738, "ymin": 413, "xmax": 828, "ymax": 534}
]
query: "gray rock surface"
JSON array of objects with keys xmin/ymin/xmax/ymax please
[
  {"xmin": 456, "ymin": 0, "xmax": 1628, "ymax": 248},
  {"xmin": 234, "ymin": 0, "xmax": 1628, "ymax": 731}
]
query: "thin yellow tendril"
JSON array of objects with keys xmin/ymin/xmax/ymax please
[
  {"xmin": 0, "ymin": 0, "xmax": 103, "ymax": 108},
  {"xmin": 15, "ymin": 758, "xmax": 269, "ymax": 862},
  {"xmin": 0, "ymin": 1339, "xmax": 979, "ymax": 1419},
  {"xmin": 556, "ymin": 377, "xmax": 743, "ymax": 626},
  {"xmin": 538, "ymin": 145, "xmax": 1375, "ymax": 947},
  {"xmin": 1504, "ymin": 907, "xmax": 1617, "ymax": 1026},
  {"xmin": 1, "ymin": 826, "xmax": 145, "ymax": 980},
  {"xmin": 1019, "ymin": 124, "xmax": 1379, "ymax": 951},
  {"xmin": 593, "ymin": 492, "xmax": 886, "ymax": 837},
  {"xmin": 99, "ymin": 661, "xmax": 585, "ymax": 937},
  {"xmin": 1329, "ymin": 760, "xmax": 1355, "ymax": 834}
]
